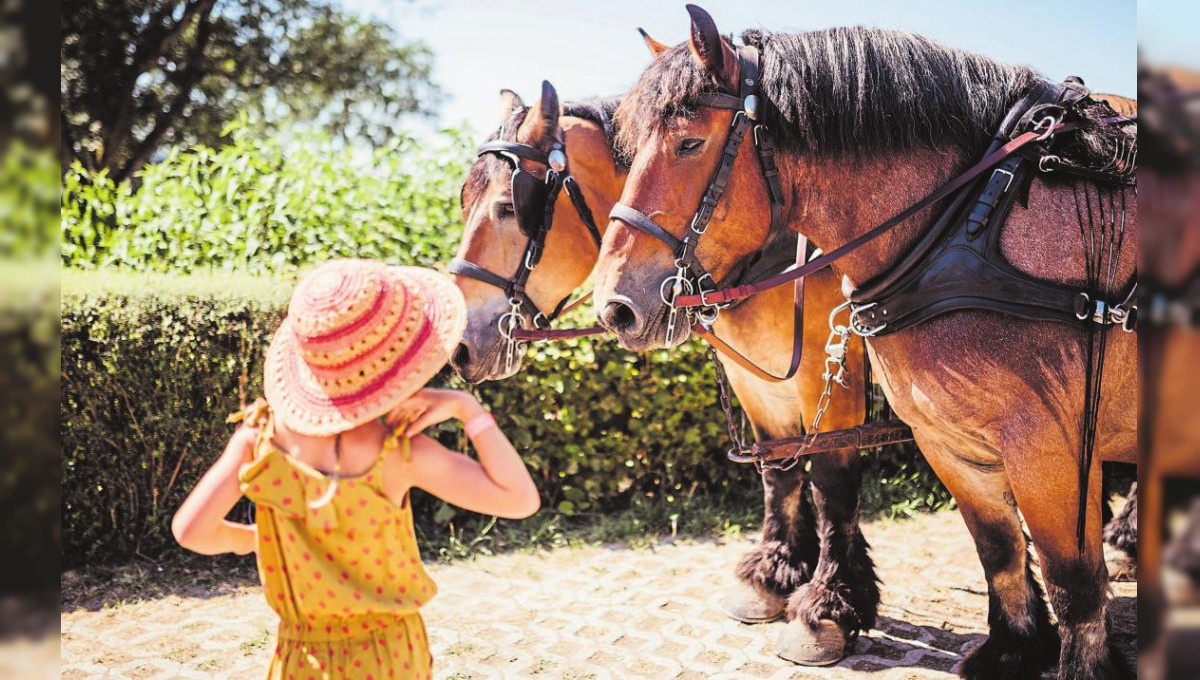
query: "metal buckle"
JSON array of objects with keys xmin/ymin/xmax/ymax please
[
  {"xmin": 524, "ymin": 248, "xmax": 539, "ymax": 271},
  {"xmin": 1038, "ymin": 155, "xmax": 1060, "ymax": 173},
  {"xmin": 992, "ymin": 167, "xmax": 1015, "ymax": 191}
]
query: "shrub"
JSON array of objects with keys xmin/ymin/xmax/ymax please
[
  {"xmin": 61, "ymin": 271, "xmax": 950, "ymax": 567},
  {"xmin": 60, "ymin": 121, "xmax": 472, "ymax": 275}
]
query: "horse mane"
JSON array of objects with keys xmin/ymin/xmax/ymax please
[
  {"xmin": 462, "ymin": 96, "xmax": 626, "ymax": 212},
  {"xmin": 564, "ymin": 96, "xmax": 627, "ymax": 167},
  {"xmin": 615, "ymin": 26, "xmax": 1131, "ymax": 162}
]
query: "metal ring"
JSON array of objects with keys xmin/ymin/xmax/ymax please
[
  {"xmin": 1038, "ymin": 155, "xmax": 1060, "ymax": 172},
  {"xmin": 497, "ymin": 311, "xmax": 524, "ymax": 341},
  {"xmin": 1033, "ymin": 115, "xmax": 1060, "ymax": 142}
]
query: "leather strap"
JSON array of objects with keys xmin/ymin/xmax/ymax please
[
  {"xmin": 476, "ymin": 140, "xmax": 550, "ymax": 165},
  {"xmin": 693, "ymin": 235, "xmax": 807, "ymax": 383},
  {"xmin": 672, "ymin": 124, "xmax": 1078, "ymax": 308}
]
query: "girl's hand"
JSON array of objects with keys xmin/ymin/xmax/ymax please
[{"xmin": 387, "ymin": 388, "xmax": 483, "ymax": 437}]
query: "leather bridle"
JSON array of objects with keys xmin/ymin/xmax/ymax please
[
  {"xmin": 609, "ymin": 44, "xmax": 807, "ymax": 382},
  {"xmin": 448, "ymin": 125, "xmax": 605, "ymax": 369}
]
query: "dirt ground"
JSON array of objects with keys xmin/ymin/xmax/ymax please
[{"xmin": 61, "ymin": 511, "xmax": 1137, "ymax": 679}]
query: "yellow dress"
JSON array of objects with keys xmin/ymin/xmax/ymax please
[{"xmin": 236, "ymin": 404, "xmax": 436, "ymax": 680}]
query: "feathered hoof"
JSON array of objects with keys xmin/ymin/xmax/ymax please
[
  {"xmin": 773, "ymin": 618, "xmax": 848, "ymax": 666},
  {"xmin": 1103, "ymin": 543, "xmax": 1136, "ymax": 582},
  {"xmin": 723, "ymin": 581, "xmax": 785, "ymax": 623}
]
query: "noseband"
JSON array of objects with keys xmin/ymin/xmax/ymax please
[
  {"xmin": 448, "ymin": 129, "xmax": 605, "ymax": 368},
  {"xmin": 609, "ymin": 44, "xmax": 807, "ymax": 381}
]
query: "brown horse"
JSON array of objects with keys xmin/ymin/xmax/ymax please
[
  {"xmin": 592, "ymin": 7, "xmax": 1136, "ymax": 680},
  {"xmin": 449, "ymin": 77, "xmax": 879, "ymax": 664}
]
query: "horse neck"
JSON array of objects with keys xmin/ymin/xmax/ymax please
[{"xmin": 789, "ymin": 147, "xmax": 970, "ymax": 291}]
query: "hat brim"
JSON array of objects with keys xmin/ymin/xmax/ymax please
[{"xmin": 264, "ymin": 266, "xmax": 467, "ymax": 436}]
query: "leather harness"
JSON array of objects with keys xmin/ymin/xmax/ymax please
[
  {"xmin": 448, "ymin": 120, "xmax": 605, "ymax": 350},
  {"xmin": 610, "ymin": 44, "xmax": 809, "ymax": 382},
  {"xmin": 846, "ymin": 78, "xmax": 1138, "ymax": 337}
]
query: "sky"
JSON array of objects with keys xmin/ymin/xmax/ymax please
[{"xmin": 341, "ymin": 0, "xmax": 1137, "ymax": 139}]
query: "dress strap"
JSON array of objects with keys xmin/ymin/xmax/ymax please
[
  {"xmin": 380, "ymin": 423, "xmax": 411, "ymax": 464},
  {"xmin": 228, "ymin": 397, "xmax": 275, "ymax": 460}
]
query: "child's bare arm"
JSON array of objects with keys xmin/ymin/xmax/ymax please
[
  {"xmin": 389, "ymin": 389, "xmax": 540, "ymax": 519},
  {"xmin": 172, "ymin": 427, "xmax": 258, "ymax": 555}
]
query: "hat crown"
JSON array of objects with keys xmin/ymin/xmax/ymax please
[{"xmin": 290, "ymin": 261, "xmax": 402, "ymax": 341}]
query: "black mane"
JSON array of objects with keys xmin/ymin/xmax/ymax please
[{"xmin": 616, "ymin": 26, "xmax": 1043, "ymax": 158}]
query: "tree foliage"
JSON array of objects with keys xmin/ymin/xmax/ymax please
[{"xmin": 61, "ymin": 0, "xmax": 440, "ymax": 181}]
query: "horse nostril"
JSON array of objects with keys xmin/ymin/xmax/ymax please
[
  {"xmin": 601, "ymin": 300, "xmax": 641, "ymax": 334},
  {"xmin": 451, "ymin": 343, "xmax": 470, "ymax": 369}
]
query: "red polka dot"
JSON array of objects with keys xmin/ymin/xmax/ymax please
[
  {"xmin": 376, "ymin": 586, "xmax": 384, "ymax": 595},
  {"xmin": 302, "ymin": 552, "xmax": 311, "ymax": 561},
  {"xmin": 272, "ymin": 478, "xmax": 282, "ymax": 486},
  {"xmin": 252, "ymin": 484, "xmax": 261, "ymax": 493},
  {"xmin": 282, "ymin": 497, "xmax": 293, "ymax": 506},
  {"xmin": 340, "ymin": 572, "xmax": 349, "ymax": 580}
]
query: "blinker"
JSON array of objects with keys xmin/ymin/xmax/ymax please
[{"xmin": 743, "ymin": 95, "xmax": 759, "ymax": 121}]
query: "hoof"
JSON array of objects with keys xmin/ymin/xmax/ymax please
[
  {"xmin": 774, "ymin": 618, "xmax": 848, "ymax": 666},
  {"xmin": 1104, "ymin": 544, "xmax": 1136, "ymax": 582},
  {"xmin": 723, "ymin": 581, "xmax": 785, "ymax": 623}
]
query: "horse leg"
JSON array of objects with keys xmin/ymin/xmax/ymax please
[
  {"xmin": 1007, "ymin": 456, "xmax": 1133, "ymax": 680},
  {"xmin": 728, "ymin": 464, "xmax": 818, "ymax": 622},
  {"xmin": 910, "ymin": 438, "xmax": 1060, "ymax": 679},
  {"xmin": 775, "ymin": 449, "xmax": 878, "ymax": 665}
]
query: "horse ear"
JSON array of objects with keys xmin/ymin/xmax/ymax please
[
  {"xmin": 499, "ymin": 89, "xmax": 525, "ymax": 122},
  {"xmin": 685, "ymin": 4, "xmax": 738, "ymax": 92},
  {"xmin": 637, "ymin": 27, "xmax": 669, "ymax": 57},
  {"xmin": 516, "ymin": 80, "xmax": 561, "ymax": 148}
]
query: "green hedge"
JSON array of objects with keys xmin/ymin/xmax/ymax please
[
  {"xmin": 62, "ymin": 271, "xmax": 949, "ymax": 567},
  {"xmin": 60, "ymin": 122, "xmax": 472, "ymax": 274}
]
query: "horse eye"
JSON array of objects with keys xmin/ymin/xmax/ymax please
[
  {"xmin": 498, "ymin": 203, "xmax": 515, "ymax": 218},
  {"xmin": 676, "ymin": 138, "xmax": 705, "ymax": 156}
]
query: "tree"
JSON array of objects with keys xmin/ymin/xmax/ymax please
[{"xmin": 61, "ymin": 0, "xmax": 440, "ymax": 181}]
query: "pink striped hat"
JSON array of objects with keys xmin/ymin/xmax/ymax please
[{"xmin": 264, "ymin": 259, "xmax": 466, "ymax": 436}]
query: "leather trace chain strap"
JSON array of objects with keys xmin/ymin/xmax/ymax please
[
  {"xmin": 610, "ymin": 44, "xmax": 805, "ymax": 385},
  {"xmin": 448, "ymin": 129, "xmax": 606, "ymax": 372}
]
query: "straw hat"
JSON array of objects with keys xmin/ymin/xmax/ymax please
[{"xmin": 264, "ymin": 259, "xmax": 466, "ymax": 436}]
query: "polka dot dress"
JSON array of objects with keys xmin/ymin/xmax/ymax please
[{"xmin": 238, "ymin": 407, "xmax": 435, "ymax": 679}]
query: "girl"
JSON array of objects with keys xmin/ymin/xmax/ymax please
[{"xmin": 172, "ymin": 259, "xmax": 541, "ymax": 679}]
